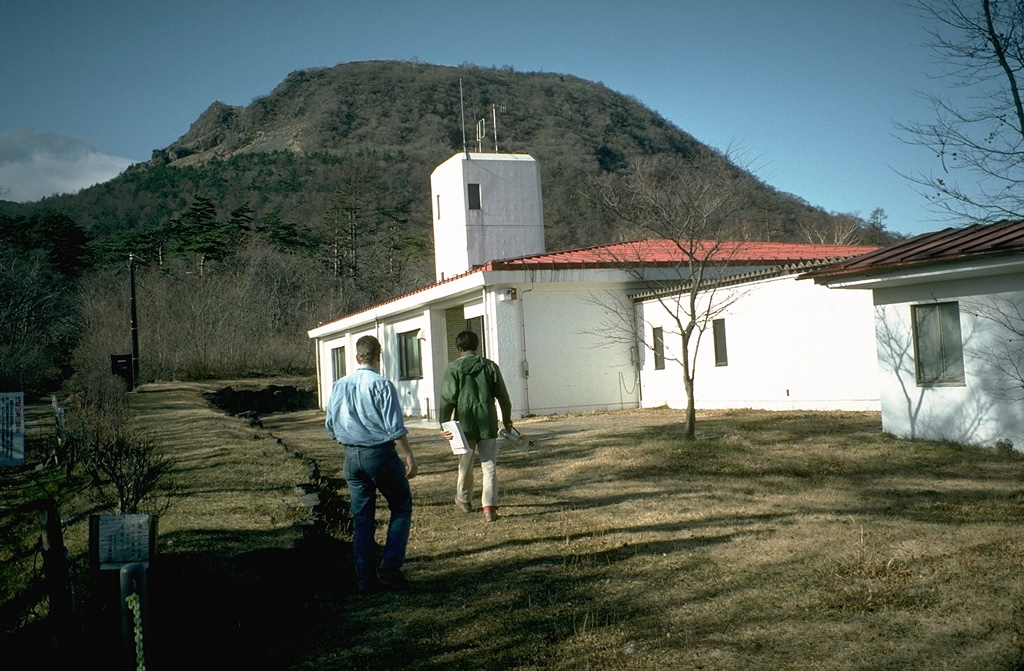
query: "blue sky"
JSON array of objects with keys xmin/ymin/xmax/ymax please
[{"xmin": 0, "ymin": 1, "xmax": 958, "ymax": 236}]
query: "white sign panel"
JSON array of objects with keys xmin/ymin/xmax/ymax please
[
  {"xmin": 0, "ymin": 392, "xmax": 25, "ymax": 467},
  {"xmin": 94, "ymin": 514, "xmax": 155, "ymax": 570}
]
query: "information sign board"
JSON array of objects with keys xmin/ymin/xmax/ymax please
[
  {"xmin": 0, "ymin": 392, "xmax": 25, "ymax": 467},
  {"xmin": 89, "ymin": 514, "xmax": 157, "ymax": 571}
]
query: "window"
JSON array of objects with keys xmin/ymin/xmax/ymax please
[
  {"xmin": 465, "ymin": 316, "xmax": 486, "ymax": 357},
  {"xmin": 468, "ymin": 183, "xmax": 481, "ymax": 210},
  {"xmin": 912, "ymin": 302, "xmax": 965, "ymax": 386},
  {"xmin": 652, "ymin": 327, "xmax": 665, "ymax": 370},
  {"xmin": 399, "ymin": 330, "xmax": 423, "ymax": 380},
  {"xmin": 713, "ymin": 318, "xmax": 728, "ymax": 366},
  {"xmin": 331, "ymin": 346, "xmax": 346, "ymax": 382},
  {"xmin": 436, "ymin": 194, "xmax": 441, "ymax": 219}
]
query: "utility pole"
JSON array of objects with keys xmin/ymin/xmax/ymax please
[{"xmin": 129, "ymin": 254, "xmax": 140, "ymax": 388}]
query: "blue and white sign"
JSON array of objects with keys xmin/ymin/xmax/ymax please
[{"xmin": 0, "ymin": 392, "xmax": 25, "ymax": 467}]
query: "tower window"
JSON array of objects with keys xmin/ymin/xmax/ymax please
[{"xmin": 468, "ymin": 183, "xmax": 481, "ymax": 210}]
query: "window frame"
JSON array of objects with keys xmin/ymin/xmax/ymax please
[
  {"xmin": 465, "ymin": 316, "xmax": 486, "ymax": 357},
  {"xmin": 398, "ymin": 330, "xmax": 423, "ymax": 380},
  {"xmin": 467, "ymin": 183, "xmax": 481, "ymax": 210},
  {"xmin": 911, "ymin": 301, "xmax": 966, "ymax": 386},
  {"xmin": 712, "ymin": 318, "xmax": 728, "ymax": 366},
  {"xmin": 331, "ymin": 345, "xmax": 346, "ymax": 382},
  {"xmin": 652, "ymin": 327, "xmax": 665, "ymax": 370}
]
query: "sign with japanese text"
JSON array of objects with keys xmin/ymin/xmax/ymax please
[
  {"xmin": 90, "ymin": 514, "xmax": 157, "ymax": 571},
  {"xmin": 0, "ymin": 392, "xmax": 25, "ymax": 467}
]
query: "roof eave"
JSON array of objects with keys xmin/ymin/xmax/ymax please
[{"xmin": 809, "ymin": 254, "xmax": 1024, "ymax": 289}]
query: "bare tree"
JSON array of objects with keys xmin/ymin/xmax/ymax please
[
  {"xmin": 0, "ymin": 248, "xmax": 80, "ymax": 393},
  {"xmin": 315, "ymin": 158, "xmax": 400, "ymax": 278},
  {"xmin": 90, "ymin": 432, "xmax": 169, "ymax": 514},
  {"xmin": 899, "ymin": 0, "xmax": 1024, "ymax": 222},
  {"xmin": 798, "ymin": 211, "xmax": 865, "ymax": 245},
  {"xmin": 62, "ymin": 371, "xmax": 170, "ymax": 513},
  {"xmin": 596, "ymin": 151, "xmax": 751, "ymax": 440}
]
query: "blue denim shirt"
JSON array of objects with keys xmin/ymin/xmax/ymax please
[{"xmin": 325, "ymin": 365, "xmax": 408, "ymax": 447}]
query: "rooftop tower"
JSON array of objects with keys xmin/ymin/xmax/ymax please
[{"xmin": 430, "ymin": 152, "xmax": 546, "ymax": 282}]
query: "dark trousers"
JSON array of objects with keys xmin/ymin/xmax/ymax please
[{"xmin": 343, "ymin": 442, "xmax": 412, "ymax": 589}]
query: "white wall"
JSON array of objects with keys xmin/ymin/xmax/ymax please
[
  {"xmin": 638, "ymin": 274, "xmax": 880, "ymax": 411},
  {"xmin": 488, "ymin": 288, "xmax": 526, "ymax": 416},
  {"xmin": 873, "ymin": 272, "xmax": 1024, "ymax": 449},
  {"xmin": 316, "ymin": 335, "xmax": 344, "ymax": 408},
  {"xmin": 382, "ymin": 314, "xmax": 434, "ymax": 418},
  {"xmin": 310, "ymin": 272, "xmax": 647, "ymax": 419},
  {"xmin": 515, "ymin": 283, "xmax": 640, "ymax": 415}
]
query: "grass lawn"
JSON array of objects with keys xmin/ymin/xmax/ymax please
[{"xmin": 6, "ymin": 381, "xmax": 1024, "ymax": 670}]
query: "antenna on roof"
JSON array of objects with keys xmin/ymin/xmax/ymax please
[
  {"xmin": 492, "ymin": 104, "xmax": 499, "ymax": 152},
  {"xmin": 476, "ymin": 117, "xmax": 486, "ymax": 152},
  {"xmin": 459, "ymin": 79, "xmax": 468, "ymax": 157}
]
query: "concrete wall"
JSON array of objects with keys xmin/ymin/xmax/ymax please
[
  {"xmin": 382, "ymin": 313, "xmax": 434, "ymax": 418},
  {"xmin": 512, "ymin": 283, "xmax": 640, "ymax": 415},
  {"xmin": 430, "ymin": 153, "xmax": 545, "ymax": 281},
  {"xmin": 873, "ymin": 272, "xmax": 1024, "ymax": 449},
  {"xmin": 638, "ymin": 274, "xmax": 880, "ymax": 411},
  {"xmin": 398, "ymin": 281, "xmax": 641, "ymax": 423}
]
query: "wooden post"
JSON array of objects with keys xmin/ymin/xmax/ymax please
[{"xmin": 39, "ymin": 498, "xmax": 77, "ymax": 659}]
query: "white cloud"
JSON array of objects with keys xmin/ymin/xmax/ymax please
[{"xmin": 0, "ymin": 127, "xmax": 137, "ymax": 202}]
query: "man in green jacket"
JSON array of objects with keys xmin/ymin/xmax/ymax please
[{"xmin": 439, "ymin": 330, "xmax": 512, "ymax": 522}]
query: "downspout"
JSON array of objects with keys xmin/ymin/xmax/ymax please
[
  {"xmin": 633, "ymin": 297, "xmax": 643, "ymax": 406},
  {"xmin": 482, "ymin": 287, "xmax": 490, "ymax": 354},
  {"xmin": 518, "ymin": 288, "xmax": 532, "ymax": 415},
  {"xmin": 375, "ymin": 318, "xmax": 383, "ymax": 377},
  {"xmin": 315, "ymin": 336, "xmax": 324, "ymax": 409}
]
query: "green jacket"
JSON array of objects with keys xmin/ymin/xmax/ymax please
[{"xmin": 439, "ymin": 352, "xmax": 512, "ymax": 441}]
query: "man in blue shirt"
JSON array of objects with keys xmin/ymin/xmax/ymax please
[{"xmin": 326, "ymin": 335, "xmax": 417, "ymax": 592}]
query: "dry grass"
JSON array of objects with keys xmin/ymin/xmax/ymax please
[
  {"xmin": 6, "ymin": 383, "xmax": 1024, "ymax": 670},
  {"xmin": 261, "ymin": 405, "xmax": 1024, "ymax": 671},
  {"xmin": 128, "ymin": 380, "xmax": 316, "ymax": 553}
]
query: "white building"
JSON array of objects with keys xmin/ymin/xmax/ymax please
[
  {"xmin": 637, "ymin": 265, "xmax": 879, "ymax": 411},
  {"xmin": 309, "ymin": 152, "xmax": 880, "ymax": 420},
  {"xmin": 806, "ymin": 221, "xmax": 1024, "ymax": 449}
]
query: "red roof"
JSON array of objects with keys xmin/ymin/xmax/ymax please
[
  {"xmin": 806, "ymin": 220, "xmax": 1024, "ymax": 281},
  {"xmin": 480, "ymin": 238, "xmax": 878, "ymax": 270}
]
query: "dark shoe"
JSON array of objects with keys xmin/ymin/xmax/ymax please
[
  {"xmin": 456, "ymin": 499, "xmax": 472, "ymax": 513},
  {"xmin": 357, "ymin": 580, "xmax": 382, "ymax": 595},
  {"xmin": 483, "ymin": 507, "xmax": 498, "ymax": 522},
  {"xmin": 378, "ymin": 568, "xmax": 409, "ymax": 591}
]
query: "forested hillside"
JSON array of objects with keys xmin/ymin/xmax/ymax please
[{"xmin": 0, "ymin": 61, "xmax": 893, "ymax": 393}]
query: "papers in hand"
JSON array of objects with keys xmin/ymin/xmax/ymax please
[{"xmin": 442, "ymin": 420, "xmax": 470, "ymax": 455}]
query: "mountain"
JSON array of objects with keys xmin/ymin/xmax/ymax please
[
  {"xmin": 1, "ymin": 60, "xmax": 889, "ymax": 391},
  {"xmin": 2, "ymin": 60, "xmax": 856, "ymax": 258}
]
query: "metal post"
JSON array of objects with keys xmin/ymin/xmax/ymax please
[
  {"xmin": 120, "ymin": 562, "xmax": 148, "ymax": 671},
  {"xmin": 128, "ymin": 254, "xmax": 140, "ymax": 388}
]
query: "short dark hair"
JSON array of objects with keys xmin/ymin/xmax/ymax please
[
  {"xmin": 355, "ymin": 335, "xmax": 381, "ymax": 364},
  {"xmin": 455, "ymin": 330, "xmax": 479, "ymax": 352}
]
